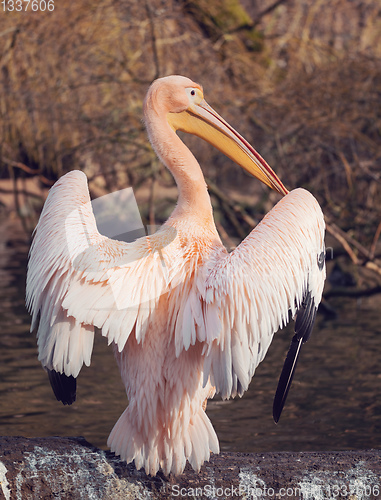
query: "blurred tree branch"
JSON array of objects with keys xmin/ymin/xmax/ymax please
[
  {"xmin": 0, "ymin": 0, "xmax": 379, "ymax": 298},
  {"xmin": 145, "ymin": 1, "xmax": 160, "ymax": 81},
  {"xmin": 253, "ymin": 0, "xmax": 289, "ymax": 26},
  {"xmin": 324, "ymin": 285, "xmax": 381, "ymax": 299}
]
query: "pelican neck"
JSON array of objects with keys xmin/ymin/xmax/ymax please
[{"xmin": 145, "ymin": 113, "xmax": 214, "ymax": 219}]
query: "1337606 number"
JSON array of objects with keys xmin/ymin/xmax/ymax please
[{"xmin": 1, "ymin": 0, "xmax": 54, "ymax": 11}]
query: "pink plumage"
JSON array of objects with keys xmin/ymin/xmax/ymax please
[{"xmin": 26, "ymin": 76, "xmax": 325, "ymax": 475}]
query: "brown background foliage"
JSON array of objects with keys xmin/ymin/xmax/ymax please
[{"xmin": 0, "ymin": 0, "xmax": 380, "ymax": 271}]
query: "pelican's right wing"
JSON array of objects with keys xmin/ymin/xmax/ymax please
[
  {"xmin": 201, "ymin": 188, "xmax": 326, "ymax": 407},
  {"xmin": 26, "ymin": 171, "xmax": 175, "ymax": 384}
]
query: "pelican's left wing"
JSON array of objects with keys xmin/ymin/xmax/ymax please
[
  {"xmin": 202, "ymin": 188, "xmax": 326, "ymax": 406},
  {"xmin": 26, "ymin": 171, "xmax": 177, "ymax": 393}
]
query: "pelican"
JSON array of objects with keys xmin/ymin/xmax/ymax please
[{"xmin": 26, "ymin": 75, "xmax": 325, "ymax": 476}]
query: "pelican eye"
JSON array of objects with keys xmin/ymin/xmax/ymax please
[{"xmin": 186, "ymin": 87, "xmax": 203, "ymax": 104}]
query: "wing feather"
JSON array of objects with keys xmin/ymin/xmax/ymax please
[
  {"xmin": 202, "ymin": 188, "xmax": 326, "ymax": 400},
  {"xmin": 272, "ymin": 289, "xmax": 319, "ymax": 422},
  {"xmin": 26, "ymin": 170, "xmax": 176, "ymax": 379},
  {"xmin": 47, "ymin": 369, "xmax": 76, "ymax": 405}
]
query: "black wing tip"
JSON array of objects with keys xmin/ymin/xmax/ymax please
[
  {"xmin": 273, "ymin": 405, "xmax": 281, "ymax": 424},
  {"xmin": 273, "ymin": 335, "xmax": 302, "ymax": 423},
  {"xmin": 47, "ymin": 368, "xmax": 77, "ymax": 405},
  {"xmin": 273, "ymin": 287, "xmax": 319, "ymax": 423},
  {"xmin": 294, "ymin": 290, "xmax": 317, "ymax": 344}
]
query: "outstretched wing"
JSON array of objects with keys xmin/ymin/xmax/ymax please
[
  {"xmin": 26, "ymin": 170, "xmax": 177, "ymax": 388},
  {"xmin": 202, "ymin": 188, "xmax": 326, "ymax": 405}
]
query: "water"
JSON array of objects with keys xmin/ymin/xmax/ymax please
[{"xmin": 0, "ymin": 215, "xmax": 380, "ymax": 453}]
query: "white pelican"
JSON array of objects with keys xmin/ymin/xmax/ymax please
[{"xmin": 26, "ymin": 75, "xmax": 326, "ymax": 476}]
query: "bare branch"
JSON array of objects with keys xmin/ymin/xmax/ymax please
[
  {"xmin": 370, "ymin": 221, "xmax": 381, "ymax": 260},
  {"xmin": 324, "ymin": 285, "xmax": 381, "ymax": 299}
]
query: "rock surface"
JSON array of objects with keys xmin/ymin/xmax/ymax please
[{"xmin": 0, "ymin": 436, "xmax": 380, "ymax": 499}]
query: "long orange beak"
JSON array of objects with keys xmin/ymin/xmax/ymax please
[{"xmin": 167, "ymin": 97, "xmax": 288, "ymax": 196}]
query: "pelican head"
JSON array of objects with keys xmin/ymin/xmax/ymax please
[{"xmin": 144, "ymin": 75, "xmax": 288, "ymax": 196}]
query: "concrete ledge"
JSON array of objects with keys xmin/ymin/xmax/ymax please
[{"xmin": 0, "ymin": 436, "xmax": 380, "ymax": 499}]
